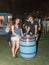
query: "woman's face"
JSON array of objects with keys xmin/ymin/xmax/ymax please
[{"xmin": 15, "ymin": 19, "xmax": 20, "ymax": 25}]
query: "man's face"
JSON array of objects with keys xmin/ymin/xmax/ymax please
[{"xmin": 29, "ymin": 17, "xmax": 33, "ymax": 22}]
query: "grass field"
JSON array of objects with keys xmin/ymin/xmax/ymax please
[{"xmin": 0, "ymin": 33, "xmax": 49, "ymax": 65}]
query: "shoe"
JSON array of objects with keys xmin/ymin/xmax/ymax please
[
  {"xmin": 15, "ymin": 54, "xmax": 18, "ymax": 58},
  {"xmin": 12, "ymin": 55, "xmax": 15, "ymax": 58}
]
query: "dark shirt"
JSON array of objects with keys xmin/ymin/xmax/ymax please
[
  {"xmin": 29, "ymin": 21, "xmax": 38, "ymax": 35},
  {"xmin": 25, "ymin": 21, "xmax": 30, "ymax": 26},
  {"xmin": 23, "ymin": 21, "xmax": 30, "ymax": 34}
]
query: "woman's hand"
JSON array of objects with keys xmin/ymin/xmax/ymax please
[
  {"xmin": 16, "ymin": 34, "xmax": 21, "ymax": 39},
  {"xmin": 24, "ymin": 33, "xmax": 26, "ymax": 36}
]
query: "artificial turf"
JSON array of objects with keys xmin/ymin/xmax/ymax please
[{"xmin": 0, "ymin": 33, "xmax": 49, "ymax": 65}]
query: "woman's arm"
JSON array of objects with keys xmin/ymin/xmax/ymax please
[
  {"xmin": 5, "ymin": 27, "xmax": 9, "ymax": 33},
  {"xmin": 5, "ymin": 24, "xmax": 10, "ymax": 33}
]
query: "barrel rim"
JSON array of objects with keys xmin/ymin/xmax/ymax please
[
  {"xmin": 20, "ymin": 36, "xmax": 36, "ymax": 41},
  {"xmin": 20, "ymin": 39, "xmax": 35, "ymax": 42}
]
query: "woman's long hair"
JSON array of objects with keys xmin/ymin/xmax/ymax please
[{"xmin": 14, "ymin": 18, "xmax": 22, "ymax": 28}]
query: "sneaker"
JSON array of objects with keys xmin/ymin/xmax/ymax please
[{"xmin": 15, "ymin": 54, "xmax": 18, "ymax": 58}]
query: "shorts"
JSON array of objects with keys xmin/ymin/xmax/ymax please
[{"xmin": 11, "ymin": 36, "xmax": 20, "ymax": 41}]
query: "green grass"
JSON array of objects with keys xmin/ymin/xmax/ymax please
[{"xmin": 0, "ymin": 33, "xmax": 49, "ymax": 65}]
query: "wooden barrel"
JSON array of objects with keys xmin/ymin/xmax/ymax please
[{"xmin": 20, "ymin": 35, "xmax": 36, "ymax": 60}]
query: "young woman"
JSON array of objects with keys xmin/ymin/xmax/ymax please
[
  {"xmin": 11, "ymin": 18, "xmax": 23, "ymax": 58},
  {"xmin": 5, "ymin": 20, "xmax": 12, "ymax": 46}
]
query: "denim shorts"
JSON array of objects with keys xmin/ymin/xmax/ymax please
[{"xmin": 11, "ymin": 36, "xmax": 20, "ymax": 41}]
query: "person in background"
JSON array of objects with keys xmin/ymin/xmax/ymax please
[
  {"xmin": 34, "ymin": 17, "xmax": 39, "ymax": 38},
  {"xmin": 34, "ymin": 18, "xmax": 42, "ymax": 41},
  {"xmin": 5, "ymin": 20, "xmax": 12, "ymax": 46},
  {"xmin": 11, "ymin": 18, "xmax": 23, "ymax": 58},
  {"xmin": 34, "ymin": 18, "xmax": 42, "ymax": 52},
  {"xmin": 42, "ymin": 18, "xmax": 47, "ymax": 34},
  {"xmin": 46, "ymin": 19, "xmax": 49, "ymax": 33}
]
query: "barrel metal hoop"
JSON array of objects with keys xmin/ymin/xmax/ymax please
[
  {"xmin": 20, "ymin": 44, "xmax": 36, "ymax": 47},
  {"xmin": 21, "ymin": 56, "xmax": 35, "ymax": 60},
  {"xmin": 20, "ymin": 51, "xmax": 36, "ymax": 54}
]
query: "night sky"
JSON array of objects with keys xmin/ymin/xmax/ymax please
[{"xmin": 0, "ymin": 0, "xmax": 49, "ymax": 15}]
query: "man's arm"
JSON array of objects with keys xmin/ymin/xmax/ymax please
[
  {"xmin": 35, "ymin": 25, "xmax": 38, "ymax": 35},
  {"xmin": 24, "ymin": 26, "xmax": 30, "ymax": 35}
]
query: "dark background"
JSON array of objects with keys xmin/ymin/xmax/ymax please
[{"xmin": 0, "ymin": 0, "xmax": 49, "ymax": 16}]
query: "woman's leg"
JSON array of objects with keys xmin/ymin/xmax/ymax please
[
  {"xmin": 9, "ymin": 41, "xmax": 11, "ymax": 46},
  {"xmin": 11, "ymin": 40, "xmax": 16, "ymax": 57},
  {"xmin": 7, "ymin": 32, "xmax": 11, "ymax": 46},
  {"xmin": 15, "ymin": 40, "xmax": 20, "ymax": 56},
  {"xmin": 9, "ymin": 32, "xmax": 12, "ymax": 46}
]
